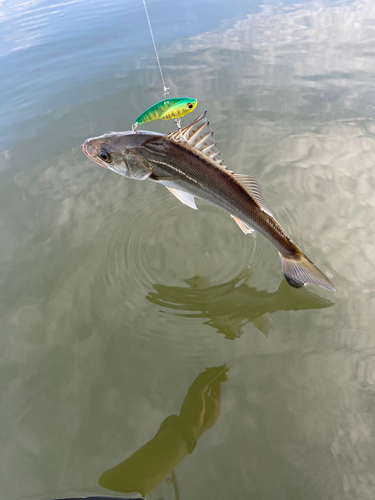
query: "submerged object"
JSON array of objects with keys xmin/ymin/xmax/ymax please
[
  {"xmin": 133, "ymin": 97, "xmax": 197, "ymax": 129},
  {"xmin": 81, "ymin": 111, "xmax": 336, "ymax": 291}
]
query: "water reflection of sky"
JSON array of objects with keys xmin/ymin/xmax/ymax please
[
  {"xmin": 1, "ymin": 2, "xmax": 375, "ymax": 500},
  {"xmin": 0, "ymin": 0, "xmax": 373, "ymax": 150},
  {"xmin": 0, "ymin": 0, "xmax": 263, "ymax": 148},
  {"xmin": 166, "ymin": 0, "xmax": 375, "ymax": 117},
  {"xmin": 0, "ymin": 0, "xmax": 262, "ymax": 56}
]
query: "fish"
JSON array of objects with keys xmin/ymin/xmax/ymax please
[
  {"xmin": 81, "ymin": 111, "xmax": 336, "ymax": 291},
  {"xmin": 146, "ymin": 267, "xmax": 334, "ymax": 338},
  {"xmin": 133, "ymin": 97, "xmax": 198, "ymax": 129}
]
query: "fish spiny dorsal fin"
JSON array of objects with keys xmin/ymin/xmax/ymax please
[
  {"xmin": 233, "ymin": 174, "xmax": 273, "ymax": 216},
  {"xmin": 165, "ymin": 111, "xmax": 229, "ymax": 170}
]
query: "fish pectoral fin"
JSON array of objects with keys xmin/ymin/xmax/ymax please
[
  {"xmin": 166, "ymin": 187, "xmax": 198, "ymax": 210},
  {"xmin": 233, "ymin": 174, "xmax": 273, "ymax": 216},
  {"xmin": 252, "ymin": 313, "xmax": 273, "ymax": 337},
  {"xmin": 231, "ymin": 215, "xmax": 254, "ymax": 234}
]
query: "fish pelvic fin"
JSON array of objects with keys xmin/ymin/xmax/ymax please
[
  {"xmin": 166, "ymin": 187, "xmax": 198, "ymax": 209},
  {"xmin": 278, "ymin": 252, "xmax": 336, "ymax": 292}
]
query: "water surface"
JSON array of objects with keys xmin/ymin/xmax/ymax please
[{"xmin": 1, "ymin": 1, "xmax": 375, "ymax": 499}]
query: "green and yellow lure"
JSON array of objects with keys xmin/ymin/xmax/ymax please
[{"xmin": 133, "ymin": 97, "xmax": 197, "ymax": 130}]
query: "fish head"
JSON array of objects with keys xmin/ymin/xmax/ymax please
[{"xmin": 81, "ymin": 131, "xmax": 161, "ymax": 180}]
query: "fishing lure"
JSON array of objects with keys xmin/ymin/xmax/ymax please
[
  {"xmin": 133, "ymin": 1, "xmax": 198, "ymax": 132},
  {"xmin": 133, "ymin": 98, "xmax": 197, "ymax": 131}
]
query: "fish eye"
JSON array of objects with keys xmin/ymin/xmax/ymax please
[
  {"xmin": 187, "ymin": 102, "xmax": 193, "ymax": 109},
  {"xmin": 99, "ymin": 149, "xmax": 111, "ymax": 162}
]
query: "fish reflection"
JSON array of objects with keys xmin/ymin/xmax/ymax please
[
  {"xmin": 54, "ymin": 497, "xmax": 140, "ymax": 500},
  {"xmin": 98, "ymin": 365, "xmax": 229, "ymax": 499},
  {"xmin": 146, "ymin": 267, "xmax": 334, "ymax": 338}
]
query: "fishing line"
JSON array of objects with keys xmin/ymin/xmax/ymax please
[
  {"xmin": 142, "ymin": 0, "xmax": 170, "ymax": 99},
  {"xmin": 133, "ymin": 0, "xmax": 197, "ymax": 133}
]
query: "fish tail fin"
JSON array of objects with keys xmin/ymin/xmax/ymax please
[{"xmin": 278, "ymin": 252, "xmax": 336, "ymax": 292}]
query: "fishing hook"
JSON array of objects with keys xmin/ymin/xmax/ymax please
[{"xmin": 175, "ymin": 117, "xmax": 182, "ymax": 140}]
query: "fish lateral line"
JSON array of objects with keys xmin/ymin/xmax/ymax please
[
  {"xmin": 81, "ymin": 111, "xmax": 336, "ymax": 292},
  {"xmin": 148, "ymin": 158, "xmax": 202, "ymax": 189}
]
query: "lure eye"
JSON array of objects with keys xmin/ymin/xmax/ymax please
[
  {"xmin": 187, "ymin": 102, "xmax": 193, "ymax": 109},
  {"xmin": 99, "ymin": 149, "xmax": 111, "ymax": 162}
]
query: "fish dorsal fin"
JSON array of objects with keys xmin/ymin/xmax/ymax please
[
  {"xmin": 233, "ymin": 174, "xmax": 273, "ymax": 216},
  {"xmin": 166, "ymin": 111, "xmax": 229, "ymax": 170}
]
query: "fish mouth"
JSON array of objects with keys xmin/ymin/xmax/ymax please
[
  {"xmin": 80, "ymin": 141, "xmax": 108, "ymax": 169},
  {"xmin": 80, "ymin": 142, "xmax": 87, "ymax": 156}
]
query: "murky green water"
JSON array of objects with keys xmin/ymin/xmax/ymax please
[{"xmin": 1, "ymin": 0, "xmax": 375, "ymax": 499}]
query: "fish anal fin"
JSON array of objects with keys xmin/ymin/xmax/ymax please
[
  {"xmin": 252, "ymin": 313, "xmax": 273, "ymax": 337},
  {"xmin": 230, "ymin": 215, "xmax": 254, "ymax": 234},
  {"xmin": 166, "ymin": 187, "xmax": 197, "ymax": 210},
  {"xmin": 233, "ymin": 174, "xmax": 273, "ymax": 216}
]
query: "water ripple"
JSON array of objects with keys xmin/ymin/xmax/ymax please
[{"xmin": 90, "ymin": 189, "xmax": 274, "ymax": 316}]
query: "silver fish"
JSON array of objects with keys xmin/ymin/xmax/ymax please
[{"xmin": 81, "ymin": 111, "xmax": 336, "ymax": 291}]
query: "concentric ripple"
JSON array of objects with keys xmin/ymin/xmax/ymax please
[{"xmin": 90, "ymin": 189, "xmax": 276, "ymax": 318}]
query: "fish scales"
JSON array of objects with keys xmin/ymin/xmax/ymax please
[
  {"xmin": 141, "ymin": 137, "xmax": 297, "ymax": 256},
  {"xmin": 81, "ymin": 112, "xmax": 336, "ymax": 291}
]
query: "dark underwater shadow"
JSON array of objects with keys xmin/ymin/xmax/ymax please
[
  {"xmin": 146, "ymin": 267, "xmax": 334, "ymax": 338},
  {"xmin": 51, "ymin": 497, "xmax": 140, "ymax": 500},
  {"xmin": 50, "ymin": 366, "xmax": 229, "ymax": 500}
]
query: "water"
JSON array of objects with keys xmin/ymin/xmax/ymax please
[{"xmin": 1, "ymin": 0, "xmax": 375, "ymax": 499}]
